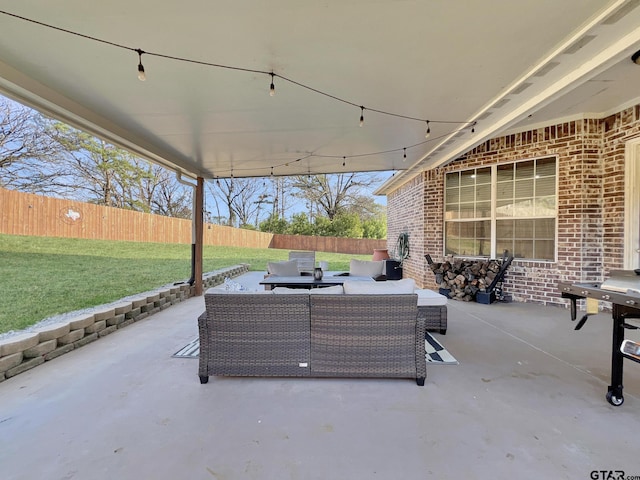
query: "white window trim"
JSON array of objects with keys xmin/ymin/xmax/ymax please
[{"xmin": 444, "ymin": 156, "xmax": 559, "ymax": 261}]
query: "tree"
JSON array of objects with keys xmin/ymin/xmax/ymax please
[
  {"xmin": 267, "ymin": 176, "xmax": 294, "ymax": 220},
  {"xmin": 143, "ymin": 164, "xmax": 192, "ymax": 219},
  {"xmin": 52, "ymin": 125, "xmax": 154, "ymax": 209},
  {"xmin": 290, "ymin": 173, "xmax": 382, "ymax": 220},
  {"xmin": 208, "ymin": 178, "xmax": 268, "ymax": 227},
  {"xmin": 259, "ymin": 213, "xmax": 288, "ymax": 233},
  {"xmin": 0, "ymin": 98, "xmax": 69, "ymax": 195},
  {"xmin": 329, "ymin": 212, "xmax": 364, "ymax": 238},
  {"xmin": 287, "ymin": 213, "xmax": 314, "ymax": 235},
  {"xmin": 362, "ymin": 215, "xmax": 387, "ymax": 239}
]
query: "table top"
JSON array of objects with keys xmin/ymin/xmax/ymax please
[{"xmin": 260, "ymin": 275, "xmax": 374, "ymax": 288}]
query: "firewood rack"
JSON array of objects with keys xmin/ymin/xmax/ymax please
[{"xmin": 425, "ymin": 251, "xmax": 513, "ymax": 304}]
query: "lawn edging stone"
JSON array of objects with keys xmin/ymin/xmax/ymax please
[{"xmin": 0, "ymin": 263, "xmax": 250, "ymax": 380}]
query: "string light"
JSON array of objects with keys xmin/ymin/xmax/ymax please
[
  {"xmin": 403, "ymin": 148, "xmax": 407, "ymax": 162},
  {"xmin": 136, "ymin": 49, "xmax": 146, "ymax": 81},
  {"xmin": 0, "ymin": 10, "xmax": 485, "ymax": 179},
  {"xmin": 342, "ymin": 156, "xmax": 346, "ymax": 167},
  {"xmin": 207, "ymin": 124, "xmax": 469, "ymax": 177},
  {"xmin": 0, "ymin": 10, "xmax": 477, "ymax": 132},
  {"xmin": 0, "ymin": 10, "xmax": 478, "ymax": 133}
]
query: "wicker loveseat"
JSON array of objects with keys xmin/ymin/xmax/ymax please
[{"xmin": 198, "ymin": 291, "xmax": 427, "ymax": 386}]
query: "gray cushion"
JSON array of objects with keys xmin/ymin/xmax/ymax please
[
  {"xmin": 343, "ymin": 278, "xmax": 416, "ymax": 294},
  {"xmin": 268, "ymin": 260, "xmax": 300, "ymax": 276},
  {"xmin": 272, "ymin": 287, "xmax": 310, "ymax": 294},
  {"xmin": 349, "ymin": 259, "xmax": 385, "ymax": 277},
  {"xmin": 308, "ymin": 285, "xmax": 344, "ymax": 295}
]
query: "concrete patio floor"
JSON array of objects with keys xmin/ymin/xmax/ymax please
[{"xmin": 1, "ymin": 271, "xmax": 639, "ymax": 480}]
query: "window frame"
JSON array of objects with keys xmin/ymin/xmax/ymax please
[{"xmin": 443, "ymin": 156, "xmax": 558, "ymax": 261}]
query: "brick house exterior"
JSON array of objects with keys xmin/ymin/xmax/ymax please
[{"xmin": 387, "ymin": 104, "xmax": 640, "ymax": 306}]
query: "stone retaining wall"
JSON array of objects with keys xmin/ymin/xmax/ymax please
[{"xmin": 0, "ymin": 264, "xmax": 250, "ymax": 382}]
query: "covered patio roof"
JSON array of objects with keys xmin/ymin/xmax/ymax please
[{"xmin": 2, "ymin": 1, "xmax": 640, "ymax": 193}]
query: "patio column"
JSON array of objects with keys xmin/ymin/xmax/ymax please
[{"xmin": 194, "ymin": 176, "xmax": 204, "ymax": 295}]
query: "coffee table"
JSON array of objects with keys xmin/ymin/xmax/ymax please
[{"xmin": 260, "ymin": 275, "xmax": 374, "ymax": 289}]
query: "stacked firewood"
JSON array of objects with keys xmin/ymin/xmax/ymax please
[{"xmin": 427, "ymin": 258, "xmax": 502, "ymax": 301}]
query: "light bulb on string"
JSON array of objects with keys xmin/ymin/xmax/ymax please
[
  {"xmin": 425, "ymin": 121, "xmax": 431, "ymax": 139},
  {"xmin": 403, "ymin": 148, "xmax": 407, "ymax": 162},
  {"xmin": 342, "ymin": 156, "xmax": 346, "ymax": 167},
  {"xmin": 136, "ymin": 49, "xmax": 146, "ymax": 81},
  {"xmin": 359, "ymin": 106, "xmax": 364, "ymax": 127},
  {"xmin": 269, "ymin": 73, "xmax": 275, "ymax": 96}
]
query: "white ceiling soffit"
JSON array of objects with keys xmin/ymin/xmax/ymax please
[
  {"xmin": 0, "ymin": 1, "xmax": 639, "ymax": 190},
  {"xmin": 378, "ymin": 0, "xmax": 640, "ymax": 193}
]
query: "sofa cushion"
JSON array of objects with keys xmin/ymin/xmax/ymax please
[
  {"xmin": 206, "ymin": 288, "xmax": 273, "ymax": 295},
  {"xmin": 415, "ymin": 289, "xmax": 448, "ymax": 306},
  {"xmin": 343, "ymin": 278, "xmax": 416, "ymax": 294},
  {"xmin": 272, "ymin": 287, "xmax": 310, "ymax": 294},
  {"xmin": 268, "ymin": 260, "xmax": 300, "ymax": 276},
  {"xmin": 308, "ymin": 285, "xmax": 344, "ymax": 295},
  {"xmin": 349, "ymin": 259, "xmax": 385, "ymax": 277}
]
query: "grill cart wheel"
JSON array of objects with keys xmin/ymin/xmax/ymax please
[{"xmin": 606, "ymin": 390, "xmax": 624, "ymax": 406}]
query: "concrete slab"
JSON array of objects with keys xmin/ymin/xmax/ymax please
[{"xmin": 0, "ymin": 272, "xmax": 638, "ymax": 479}]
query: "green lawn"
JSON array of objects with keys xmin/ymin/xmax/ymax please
[{"xmin": 0, "ymin": 234, "xmax": 369, "ymax": 334}]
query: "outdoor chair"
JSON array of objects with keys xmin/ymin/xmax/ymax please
[{"xmin": 288, "ymin": 251, "xmax": 316, "ymax": 275}]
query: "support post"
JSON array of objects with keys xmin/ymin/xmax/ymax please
[{"xmin": 194, "ymin": 176, "xmax": 204, "ymax": 296}]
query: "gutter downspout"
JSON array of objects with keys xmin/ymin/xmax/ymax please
[{"xmin": 176, "ymin": 172, "xmax": 199, "ymax": 287}]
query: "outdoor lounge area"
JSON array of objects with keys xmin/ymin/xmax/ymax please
[
  {"xmin": 2, "ymin": 2, "xmax": 640, "ymax": 477},
  {"xmin": 1, "ymin": 271, "xmax": 639, "ymax": 479}
]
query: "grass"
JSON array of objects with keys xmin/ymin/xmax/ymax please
[{"xmin": 0, "ymin": 234, "xmax": 370, "ymax": 334}]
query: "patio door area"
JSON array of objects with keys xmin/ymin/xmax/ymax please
[{"xmin": 624, "ymin": 139, "xmax": 640, "ymax": 269}]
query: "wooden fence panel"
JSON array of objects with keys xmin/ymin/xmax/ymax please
[
  {"xmin": 270, "ymin": 234, "xmax": 387, "ymax": 255},
  {"xmin": 1, "ymin": 188, "xmax": 386, "ymax": 254}
]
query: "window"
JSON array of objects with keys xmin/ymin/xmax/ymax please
[{"xmin": 444, "ymin": 157, "xmax": 556, "ymax": 260}]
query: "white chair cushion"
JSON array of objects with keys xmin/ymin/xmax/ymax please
[
  {"xmin": 415, "ymin": 289, "xmax": 448, "ymax": 306},
  {"xmin": 349, "ymin": 259, "xmax": 385, "ymax": 277},
  {"xmin": 308, "ymin": 285, "xmax": 344, "ymax": 295},
  {"xmin": 343, "ymin": 278, "xmax": 416, "ymax": 294},
  {"xmin": 205, "ymin": 288, "xmax": 272, "ymax": 295},
  {"xmin": 272, "ymin": 287, "xmax": 310, "ymax": 294},
  {"xmin": 267, "ymin": 260, "xmax": 300, "ymax": 276}
]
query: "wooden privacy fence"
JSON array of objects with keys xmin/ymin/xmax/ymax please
[
  {"xmin": 270, "ymin": 234, "xmax": 386, "ymax": 255},
  {"xmin": 0, "ymin": 188, "xmax": 386, "ymax": 254}
]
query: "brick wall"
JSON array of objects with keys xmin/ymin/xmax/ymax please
[
  {"xmin": 387, "ymin": 174, "xmax": 428, "ymax": 284},
  {"xmin": 387, "ymin": 105, "xmax": 640, "ymax": 305}
]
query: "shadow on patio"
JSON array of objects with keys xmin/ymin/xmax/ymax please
[{"xmin": 0, "ymin": 271, "xmax": 638, "ymax": 479}]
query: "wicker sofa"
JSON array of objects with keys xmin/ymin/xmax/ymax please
[{"xmin": 198, "ymin": 291, "xmax": 427, "ymax": 386}]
